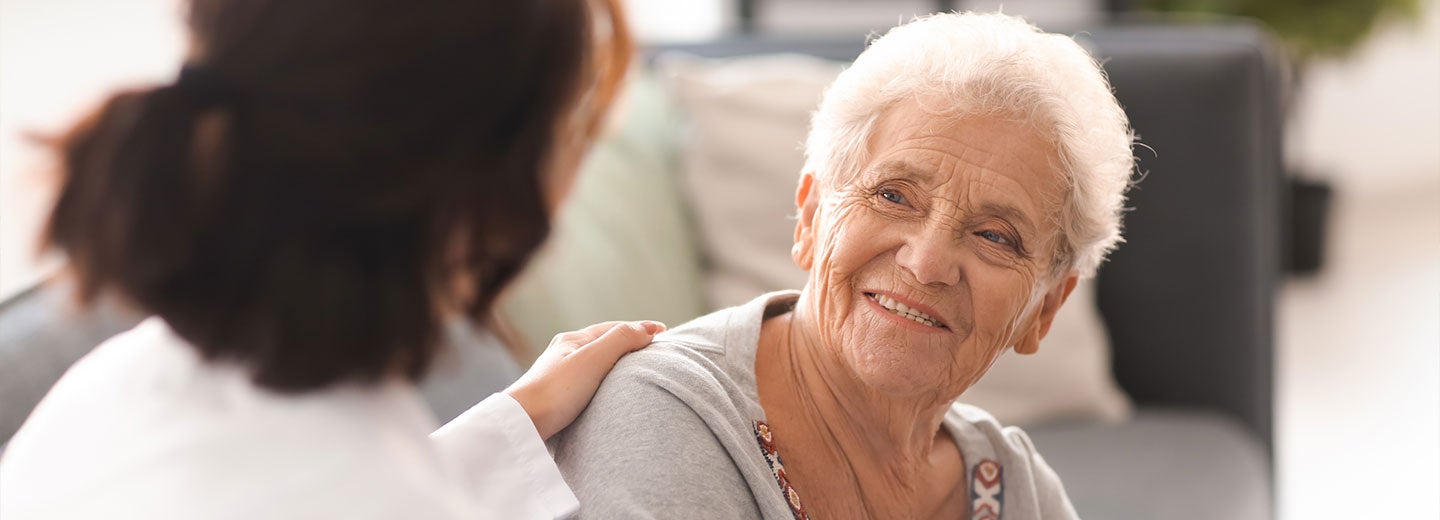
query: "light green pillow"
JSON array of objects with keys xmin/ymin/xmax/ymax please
[{"xmin": 497, "ymin": 73, "xmax": 707, "ymax": 361}]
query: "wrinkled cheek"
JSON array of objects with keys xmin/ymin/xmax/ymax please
[
  {"xmin": 809, "ymin": 209, "xmax": 869, "ymax": 337},
  {"xmin": 810, "ymin": 246, "xmax": 849, "ymax": 348},
  {"xmin": 972, "ymin": 271, "xmax": 1042, "ymax": 355},
  {"xmin": 813, "ymin": 213, "xmax": 862, "ymax": 279}
]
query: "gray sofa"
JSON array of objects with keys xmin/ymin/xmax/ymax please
[{"xmin": 1, "ymin": 21, "xmax": 1281, "ymax": 519}]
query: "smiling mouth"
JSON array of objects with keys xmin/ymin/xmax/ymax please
[{"xmin": 864, "ymin": 292, "xmax": 949, "ymax": 330}]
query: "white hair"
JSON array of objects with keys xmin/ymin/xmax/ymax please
[{"xmin": 803, "ymin": 12, "xmax": 1136, "ymax": 278}]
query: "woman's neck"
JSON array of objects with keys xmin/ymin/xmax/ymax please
[{"xmin": 755, "ymin": 297, "xmax": 965, "ymax": 519}]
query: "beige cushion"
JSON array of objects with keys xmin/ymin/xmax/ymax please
[
  {"xmin": 659, "ymin": 53, "xmax": 842, "ymax": 309},
  {"xmin": 659, "ymin": 53, "xmax": 1131, "ymax": 427}
]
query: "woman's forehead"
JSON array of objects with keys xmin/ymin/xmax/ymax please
[
  {"xmin": 864, "ymin": 101, "xmax": 1058, "ymax": 176},
  {"xmin": 852, "ymin": 105, "xmax": 1064, "ymax": 217}
]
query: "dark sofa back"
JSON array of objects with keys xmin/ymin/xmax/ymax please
[{"xmin": 1086, "ymin": 23, "xmax": 1283, "ymax": 448}]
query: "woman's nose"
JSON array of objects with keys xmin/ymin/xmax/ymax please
[{"xmin": 895, "ymin": 228, "xmax": 961, "ymax": 286}]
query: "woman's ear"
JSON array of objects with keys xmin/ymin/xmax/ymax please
[
  {"xmin": 791, "ymin": 172, "xmax": 820, "ymax": 271},
  {"xmin": 1014, "ymin": 272, "xmax": 1079, "ymax": 355}
]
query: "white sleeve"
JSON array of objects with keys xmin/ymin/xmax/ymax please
[{"xmin": 430, "ymin": 393, "xmax": 579, "ymax": 519}]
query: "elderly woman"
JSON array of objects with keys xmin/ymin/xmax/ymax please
[{"xmin": 549, "ymin": 12, "xmax": 1134, "ymax": 519}]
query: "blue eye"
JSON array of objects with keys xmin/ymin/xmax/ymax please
[
  {"xmin": 978, "ymin": 230, "xmax": 1010, "ymax": 245},
  {"xmin": 880, "ymin": 190, "xmax": 908, "ymax": 205}
]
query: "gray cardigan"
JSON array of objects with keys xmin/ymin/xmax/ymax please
[{"xmin": 549, "ymin": 291, "xmax": 1079, "ymax": 519}]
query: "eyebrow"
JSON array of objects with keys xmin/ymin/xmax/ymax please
[
  {"xmin": 868, "ymin": 160, "xmax": 1038, "ymax": 233},
  {"xmin": 869, "ymin": 160, "xmax": 934, "ymax": 183}
]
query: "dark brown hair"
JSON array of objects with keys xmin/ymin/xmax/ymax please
[{"xmin": 45, "ymin": 0, "xmax": 633, "ymax": 392}]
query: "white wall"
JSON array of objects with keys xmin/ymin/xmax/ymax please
[
  {"xmin": 1275, "ymin": 6, "xmax": 1440, "ymax": 520},
  {"xmin": 623, "ymin": 0, "xmax": 727, "ymax": 42},
  {"xmin": 0, "ymin": 0, "xmax": 186, "ymax": 297},
  {"xmin": 1286, "ymin": 3, "xmax": 1440, "ymax": 196}
]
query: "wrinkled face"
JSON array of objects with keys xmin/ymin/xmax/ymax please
[{"xmin": 793, "ymin": 99, "xmax": 1077, "ymax": 400}]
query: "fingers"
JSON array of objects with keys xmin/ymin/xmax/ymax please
[
  {"xmin": 551, "ymin": 320, "xmax": 666, "ymax": 347},
  {"xmin": 577, "ymin": 320, "xmax": 629, "ymax": 338},
  {"xmin": 550, "ymin": 321, "xmax": 627, "ymax": 347},
  {"xmin": 581, "ymin": 320, "xmax": 666, "ymax": 360}
]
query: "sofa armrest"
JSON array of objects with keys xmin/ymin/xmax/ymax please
[{"xmin": 0, "ymin": 280, "xmax": 146, "ymax": 444}]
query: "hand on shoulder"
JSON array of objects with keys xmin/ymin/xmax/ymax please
[{"xmin": 504, "ymin": 320, "xmax": 665, "ymax": 440}]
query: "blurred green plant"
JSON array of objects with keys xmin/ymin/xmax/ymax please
[{"xmin": 1138, "ymin": 0, "xmax": 1424, "ymax": 62}]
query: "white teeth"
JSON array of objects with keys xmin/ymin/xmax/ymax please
[{"xmin": 869, "ymin": 293, "xmax": 941, "ymax": 328}]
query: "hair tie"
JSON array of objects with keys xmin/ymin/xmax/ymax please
[{"xmin": 174, "ymin": 65, "xmax": 241, "ymax": 108}]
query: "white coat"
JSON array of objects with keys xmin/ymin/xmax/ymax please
[{"xmin": 0, "ymin": 318, "xmax": 578, "ymax": 519}]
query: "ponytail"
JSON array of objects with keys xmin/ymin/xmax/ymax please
[{"xmin": 47, "ymin": 72, "xmax": 228, "ymax": 304}]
